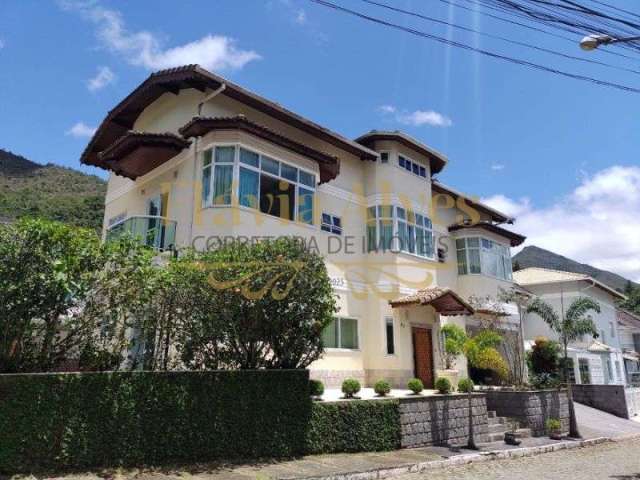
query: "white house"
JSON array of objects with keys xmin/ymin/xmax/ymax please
[{"xmin": 514, "ymin": 267, "xmax": 626, "ymax": 385}]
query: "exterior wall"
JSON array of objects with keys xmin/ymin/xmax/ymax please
[
  {"xmin": 571, "ymin": 384, "xmax": 640, "ymax": 419},
  {"xmin": 484, "ymin": 390, "xmax": 570, "ymax": 436},
  {"xmin": 399, "ymin": 394, "xmax": 489, "ymax": 447},
  {"xmin": 102, "ymin": 85, "xmax": 522, "ymax": 388}
]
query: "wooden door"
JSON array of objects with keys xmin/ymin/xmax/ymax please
[{"xmin": 412, "ymin": 327, "xmax": 434, "ymax": 388}]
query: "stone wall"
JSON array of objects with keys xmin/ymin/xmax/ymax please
[
  {"xmin": 484, "ymin": 390, "xmax": 569, "ymax": 436},
  {"xmin": 365, "ymin": 369, "xmax": 414, "ymax": 389},
  {"xmin": 399, "ymin": 394, "xmax": 489, "ymax": 448},
  {"xmin": 572, "ymin": 384, "xmax": 640, "ymax": 419}
]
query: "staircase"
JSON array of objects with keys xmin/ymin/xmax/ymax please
[{"xmin": 486, "ymin": 410, "xmax": 533, "ymax": 442}]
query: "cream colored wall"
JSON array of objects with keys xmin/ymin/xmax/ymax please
[{"xmin": 104, "ymin": 85, "xmax": 521, "ymax": 387}]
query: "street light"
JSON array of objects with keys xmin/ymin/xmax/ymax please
[{"xmin": 580, "ymin": 33, "xmax": 640, "ymax": 51}]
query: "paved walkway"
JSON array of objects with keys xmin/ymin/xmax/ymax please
[
  {"xmin": 394, "ymin": 437, "xmax": 640, "ymax": 480},
  {"xmin": 575, "ymin": 401, "xmax": 640, "ymax": 439}
]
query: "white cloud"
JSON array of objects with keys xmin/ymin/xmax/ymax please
[
  {"xmin": 66, "ymin": 122, "xmax": 97, "ymax": 138},
  {"xmin": 378, "ymin": 104, "xmax": 452, "ymax": 128},
  {"xmin": 87, "ymin": 66, "xmax": 115, "ymax": 91},
  {"xmin": 491, "ymin": 163, "xmax": 505, "ymax": 171},
  {"xmin": 61, "ymin": 1, "xmax": 260, "ymax": 72},
  {"xmin": 482, "ymin": 165, "xmax": 640, "ymax": 281},
  {"xmin": 295, "ymin": 10, "xmax": 307, "ymax": 25},
  {"xmin": 0, "ymin": 39, "xmax": 4, "ymax": 49}
]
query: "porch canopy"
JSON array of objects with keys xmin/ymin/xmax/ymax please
[
  {"xmin": 389, "ymin": 286, "xmax": 474, "ymax": 316},
  {"xmin": 98, "ymin": 131, "xmax": 191, "ymax": 179}
]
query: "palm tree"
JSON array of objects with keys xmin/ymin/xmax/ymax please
[{"xmin": 526, "ymin": 296, "xmax": 600, "ymax": 438}]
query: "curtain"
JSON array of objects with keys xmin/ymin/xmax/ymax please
[
  {"xmin": 213, "ymin": 165, "xmax": 233, "ymax": 205},
  {"xmin": 202, "ymin": 165, "xmax": 211, "ymax": 206},
  {"xmin": 239, "ymin": 167, "xmax": 259, "ymax": 208},
  {"xmin": 297, "ymin": 187, "xmax": 314, "ymax": 224}
]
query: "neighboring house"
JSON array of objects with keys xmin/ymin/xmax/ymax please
[
  {"xmin": 83, "ymin": 65, "xmax": 525, "ymax": 388},
  {"xmin": 617, "ymin": 309, "xmax": 640, "ymax": 385},
  {"xmin": 514, "ymin": 267, "xmax": 627, "ymax": 385}
]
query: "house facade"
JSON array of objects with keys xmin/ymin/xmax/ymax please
[
  {"xmin": 617, "ymin": 309, "xmax": 640, "ymax": 385},
  {"xmin": 514, "ymin": 267, "xmax": 627, "ymax": 386},
  {"xmin": 85, "ymin": 65, "xmax": 525, "ymax": 388}
]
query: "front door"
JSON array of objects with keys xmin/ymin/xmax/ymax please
[{"xmin": 412, "ymin": 327, "xmax": 434, "ymax": 388}]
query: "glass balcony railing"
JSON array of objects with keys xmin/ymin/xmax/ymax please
[{"xmin": 106, "ymin": 216, "xmax": 177, "ymax": 251}]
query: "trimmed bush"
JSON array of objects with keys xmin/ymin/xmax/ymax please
[
  {"xmin": 341, "ymin": 378, "xmax": 361, "ymax": 398},
  {"xmin": 546, "ymin": 418, "xmax": 561, "ymax": 433},
  {"xmin": 435, "ymin": 377, "xmax": 452, "ymax": 394},
  {"xmin": 0, "ymin": 370, "xmax": 311, "ymax": 473},
  {"xmin": 407, "ymin": 378, "xmax": 423, "ymax": 394},
  {"xmin": 458, "ymin": 378, "xmax": 475, "ymax": 393},
  {"xmin": 309, "ymin": 379, "xmax": 325, "ymax": 397},
  {"xmin": 374, "ymin": 379, "xmax": 391, "ymax": 397},
  {"xmin": 306, "ymin": 400, "xmax": 400, "ymax": 454}
]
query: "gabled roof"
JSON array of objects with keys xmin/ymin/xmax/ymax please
[
  {"xmin": 448, "ymin": 221, "xmax": 526, "ymax": 247},
  {"xmin": 431, "ymin": 181, "xmax": 514, "ymax": 224},
  {"xmin": 513, "ymin": 267, "xmax": 627, "ymax": 301},
  {"xmin": 617, "ymin": 309, "xmax": 640, "ymax": 330},
  {"xmin": 81, "ymin": 65, "xmax": 378, "ymax": 169},
  {"xmin": 355, "ymin": 130, "xmax": 447, "ymax": 173},
  {"xmin": 389, "ymin": 286, "xmax": 474, "ymax": 316}
]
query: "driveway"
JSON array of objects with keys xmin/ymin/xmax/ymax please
[{"xmin": 575, "ymin": 402, "xmax": 640, "ymax": 439}]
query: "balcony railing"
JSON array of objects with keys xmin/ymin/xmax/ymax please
[{"xmin": 106, "ymin": 216, "xmax": 176, "ymax": 251}]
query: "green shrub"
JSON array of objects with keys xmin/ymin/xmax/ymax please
[
  {"xmin": 306, "ymin": 400, "xmax": 400, "ymax": 454},
  {"xmin": 309, "ymin": 379, "xmax": 325, "ymax": 397},
  {"xmin": 374, "ymin": 379, "xmax": 391, "ymax": 397},
  {"xmin": 457, "ymin": 378, "xmax": 474, "ymax": 393},
  {"xmin": 546, "ymin": 418, "xmax": 561, "ymax": 433},
  {"xmin": 407, "ymin": 378, "xmax": 423, "ymax": 394},
  {"xmin": 0, "ymin": 370, "xmax": 311, "ymax": 473},
  {"xmin": 341, "ymin": 378, "xmax": 361, "ymax": 398},
  {"xmin": 435, "ymin": 377, "xmax": 452, "ymax": 394}
]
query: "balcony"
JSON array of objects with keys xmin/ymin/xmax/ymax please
[{"xmin": 106, "ymin": 216, "xmax": 176, "ymax": 251}]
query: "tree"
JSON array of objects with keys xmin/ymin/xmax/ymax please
[
  {"xmin": 0, "ymin": 218, "xmax": 102, "ymax": 372},
  {"xmin": 440, "ymin": 324, "xmax": 467, "ymax": 370},
  {"xmin": 527, "ymin": 337, "xmax": 561, "ymax": 388},
  {"xmin": 464, "ymin": 330, "xmax": 509, "ymax": 381},
  {"xmin": 526, "ymin": 296, "xmax": 600, "ymax": 438},
  {"xmin": 620, "ymin": 287, "xmax": 640, "ymax": 317},
  {"xmin": 513, "ymin": 260, "xmax": 522, "ymax": 272},
  {"xmin": 179, "ymin": 237, "xmax": 338, "ymax": 369}
]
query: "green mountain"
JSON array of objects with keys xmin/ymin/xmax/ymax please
[
  {"xmin": 513, "ymin": 245, "xmax": 637, "ymax": 294},
  {"xmin": 0, "ymin": 148, "xmax": 106, "ymax": 230}
]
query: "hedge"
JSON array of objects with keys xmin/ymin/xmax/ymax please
[
  {"xmin": 306, "ymin": 400, "xmax": 400, "ymax": 454},
  {"xmin": 0, "ymin": 370, "xmax": 311, "ymax": 473}
]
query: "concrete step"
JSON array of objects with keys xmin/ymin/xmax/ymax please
[
  {"xmin": 488, "ymin": 416, "xmax": 506, "ymax": 426},
  {"xmin": 487, "ymin": 410, "xmax": 497, "ymax": 418},
  {"xmin": 488, "ymin": 423, "xmax": 509, "ymax": 434},
  {"xmin": 513, "ymin": 428, "xmax": 532, "ymax": 439},
  {"xmin": 487, "ymin": 432, "xmax": 507, "ymax": 442},
  {"xmin": 487, "ymin": 428, "xmax": 533, "ymax": 443}
]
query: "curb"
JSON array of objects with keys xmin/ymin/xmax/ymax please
[{"xmin": 280, "ymin": 437, "xmax": 612, "ymax": 480}]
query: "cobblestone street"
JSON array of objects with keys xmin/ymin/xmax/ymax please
[{"xmin": 395, "ymin": 438, "xmax": 640, "ymax": 480}]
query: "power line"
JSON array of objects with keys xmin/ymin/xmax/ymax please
[
  {"xmin": 308, "ymin": 0, "xmax": 640, "ymax": 94},
  {"xmin": 359, "ymin": 0, "xmax": 640, "ymax": 75}
]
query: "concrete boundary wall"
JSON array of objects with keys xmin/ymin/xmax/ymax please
[
  {"xmin": 572, "ymin": 384, "xmax": 640, "ymax": 419},
  {"xmin": 399, "ymin": 394, "xmax": 489, "ymax": 448},
  {"xmin": 484, "ymin": 389, "xmax": 569, "ymax": 436}
]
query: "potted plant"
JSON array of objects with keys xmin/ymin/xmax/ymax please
[
  {"xmin": 436, "ymin": 324, "xmax": 468, "ymax": 390},
  {"xmin": 435, "ymin": 377, "xmax": 452, "ymax": 394},
  {"xmin": 374, "ymin": 379, "xmax": 391, "ymax": 397},
  {"xmin": 546, "ymin": 418, "xmax": 563, "ymax": 440},
  {"xmin": 341, "ymin": 378, "xmax": 361, "ymax": 399},
  {"xmin": 309, "ymin": 379, "xmax": 325, "ymax": 401},
  {"xmin": 407, "ymin": 378, "xmax": 424, "ymax": 395}
]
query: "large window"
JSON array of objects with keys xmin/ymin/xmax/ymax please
[
  {"xmin": 578, "ymin": 358, "xmax": 591, "ymax": 384},
  {"xmin": 367, "ymin": 205, "xmax": 434, "ymax": 258},
  {"xmin": 456, "ymin": 237, "xmax": 513, "ymax": 280},
  {"xmin": 202, "ymin": 145, "xmax": 316, "ymax": 224},
  {"xmin": 322, "ymin": 317, "xmax": 359, "ymax": 349}
]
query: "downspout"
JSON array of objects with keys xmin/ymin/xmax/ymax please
[{"xmin": 187, "ymin": 83, "xmax": 226, "ymax": 247}]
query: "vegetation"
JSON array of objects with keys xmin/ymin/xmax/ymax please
[
  {"xmin": 458, "ymin": 377, "xmax": 474, "ymax": 393},
  {"xmin": 0, "ymin": 221, "xmax": 337, "ymax": 373},
  {"xmin": 0, "ymin": 370, "xmax": 311, "ymax": 472},
  {"xmin": 434, "ymin": 377, "xmax": 452, "ymax": 394},
  {"xmin": 440, "ymin": 324, "xmax": 467, "ymax": 370},
  {"xmin": 526, "ymin": 296, "xmax": 600, "ymax": 438},
  {"xmin": 620, "ymin": 286, "xmax": 640, "ymax": 317},
  {"xmin": 306, "ymin": 400, "xmax": 400, "ymax": 454},
  {"xmin": 407, "ymin": 378, "xmax": 424, "ymax": 394},
  {"xmin": 528, "ymin": 337, "xmax": 562, "ymax": 388},
  {"xmin": 309, "ymin": 379, "xmax": 325, "ymax": 398},
  {"xmin": 0, "ymin": 149, "xmax": 106, "ymax": 230},
  {"xmin": 374, "ymin": 379, "xmax": 391, "ymax": 397},
  {"xmin": 464, "ymin": 330, "xmax": 509, "ymax": 382},
  {"xmin": 341, "ymin": 378, "xmax": 361, "ymax": 398},
  {"xmin": 545, "ymin": 418, "xmax": 562, "ymax": 435}
]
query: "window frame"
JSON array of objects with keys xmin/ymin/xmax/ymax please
[
  {"xmin": 456, "ymin": 235, "xmax": 513, "ymax": 281},
  {"xmin": 321, "ymin": 212, "xmax": 343, "ymax": 235},
  {"xmin": 201, "ymin": 143, "xmax": 318, "ymax": 226},
  {"xmin": 578, "ymin": 358, "xmax": 591, "ymax": 384},
  {"xmin": 384, "ymin": 316, "xmax": 396, "ymax": 356},
  {"xmin": 397, "ymin": 154, "xmax": 428, "ymax": 179},
  {"xmin": 322, "ymin": 316, "xmax": 360, "ymax": 351}
]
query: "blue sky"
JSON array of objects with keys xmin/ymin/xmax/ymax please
[{"xmin": 1, "ymin": 0, "xmax": 639, "ymax": 279}]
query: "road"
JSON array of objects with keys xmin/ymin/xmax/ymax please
[{"xmin": 394, "ymin": 437, "xmax": 640, "ymax": 480}]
